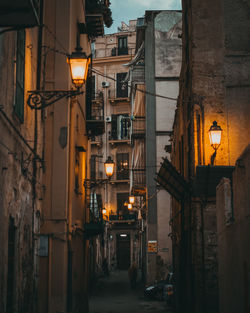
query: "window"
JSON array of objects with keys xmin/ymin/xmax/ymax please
[
  {"xmin": 14, "ymin": 30, "xmax": 26, "ymax": 122},
  {"xmin": 116, "ymin": 153, "xmax": 129, "ymax": 180},
  {"xmin": 118, "ymin": 36, "xmax": 128, "ymax": 55},
  {"xmin": 90, "ymin": 193, "xmax": 102, "ymax": 219},
  {"xmin": 117, "ymin": 193, "xmax": 129, "ymax": 215},
  {"xmin": 90, "ymin": 155, "xmax": 96, "ymax": 180},
  {"xmin": 111, "ymin": 114, "xmax": 130, "ymax": 140},
  {"xmin": 116, "ymin": 73, "xmax": 128, "ymax": 98}
]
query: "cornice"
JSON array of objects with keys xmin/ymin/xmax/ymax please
[{"xmin": 93, "ymin": 55, "xmax": 134, "ymax": 64}]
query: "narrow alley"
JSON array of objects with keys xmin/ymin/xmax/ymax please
[{"xmin": 89, "ymin": 270, "xmax": 172, "ymax": 313}]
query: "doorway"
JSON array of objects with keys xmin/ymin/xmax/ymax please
[{"xmin": 116, "ymin": 234, "xmax": 130, "ymax": 270}]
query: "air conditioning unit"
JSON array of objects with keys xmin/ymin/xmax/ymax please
[
  {"xmin": 102, "ymin": 81, "xmax": 110, "ymax": 88},
  {"xmin": 106, "ymin": 116, "xmax": 112, "ymax": 122}
]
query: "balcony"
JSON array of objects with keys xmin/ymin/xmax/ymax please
[
  {"xmin": 86, "ymin": 92, "xmax": 105, "ymax": 137},
  {"xmin": 109, "ymin": 115, "xmax": 131, "ymax": 144},
  {"xmin": 131, "ymin": 168, "xmax": 146, "ymax": 195},
  {"xmin": 90, "ymin": 135, "xmax": 103, "ymax": 147},
  {"xmin": 0, "ymin": 0, "xmax": 40, "ymax": 27},
  {"xmin": 131, "ymin": 64, "xmax": 145, "ymax": 84},
  {"xmin": 131, "ymin": 116, "xmax": 145, "ymax": 140},
  {"xmin": 111, "ymin": 47, "xmax": 134, "ymax": 57},
  {"xmin": 109, "ymin": 213, "xmax": 137, "ymax": 224},
  {"xmin": 108, "ymin": 89, "xmax": 130, "ymax": 105},
  {"xmin": 85, "ymin": 0, "xmax": 112, "ymax": 37}
]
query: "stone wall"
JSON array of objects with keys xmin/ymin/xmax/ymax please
[
  {"xmin": 216, "ymin": 144, "xmax": 250, "ymax": 313},
  {"xmin": 0, "ymin": 28, "xmax": 43, "ymax": 313}
]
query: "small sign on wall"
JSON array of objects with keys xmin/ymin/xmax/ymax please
[
  {"xmin": 159, "ymin": 248, "xmax": 169, "ymax": 252},
  {"xmin": 148, "ymin": 240, "xmax": 158, "ymax": 253},
  {"xmin": 38, "ymin": 235, "xmax": 49, "ymax": 257}
]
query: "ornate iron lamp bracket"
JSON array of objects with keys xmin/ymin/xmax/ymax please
[
  {"xmin": 27, "ymin": 89, "xmax": 84, "ymax": 110},
  {"xmin": 83, "ymin": 178, "xmax": 110, "ymax": 189}
]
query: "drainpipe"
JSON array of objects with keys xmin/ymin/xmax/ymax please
[{"xmin": 67, "ymin": 99, "xmax": 74, "ymax": 312}]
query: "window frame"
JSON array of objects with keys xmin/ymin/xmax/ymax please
[{"xmin": 116, "ymin": 152, "xmax": 129, "ymax": 180}]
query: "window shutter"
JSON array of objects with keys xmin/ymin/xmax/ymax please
[{"xmin": 111, "ymin": 114, "xmax": 118, "ymax": 139}]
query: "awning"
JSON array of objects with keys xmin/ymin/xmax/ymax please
[{"xmin": 156, "ymin": 157, "xmax": 190, "ymax": 202}]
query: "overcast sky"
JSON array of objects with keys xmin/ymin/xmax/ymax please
[{"xmin": 105, "ymin": 0, "xmax": 182, "ymax": 34}]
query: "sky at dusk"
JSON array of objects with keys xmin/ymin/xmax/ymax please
[{"xmin": 105, "ymin": 0, "xmax": 182, "ymax": 34}]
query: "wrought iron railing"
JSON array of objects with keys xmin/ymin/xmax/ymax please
[
  {"xmin": 91, "ymin": 92, "xmax": 104, "ymax": 121},
  {"xmin": 132, "ymin": 117, "xmax": 145, "ymax": 138},
  {"xmin": 109, "ymin": 214, "xmax": 137, "ymax": 221},
  {"xmin": 132, "ymin": 168, "xmax": 146, "ymax": 189}
]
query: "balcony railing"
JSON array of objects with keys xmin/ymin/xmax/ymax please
[
  {"xmin": 131, "ymin": 168, "xmax": 146, "ymax": 195},
  {"xmin": 85, "ymin": 0, "xmax": 112, "ymax": 37},
  {"xmin": 132, "ymin": 116, "xmax": 145, "ymax": 139},
  {"xmin": 111, "ymin": 47, "xmax": 134, "ymax": 57},
  {"xmin": 86, "ymin": 92, "xmax": 105, "ymax": 137},
  {"xmin": 108, "ymin": 89, "xmax": 129, "ymax": 102},
  {"xmin": 0, "ymin": 0, "xmax": 40, "ymax": 27},
  {"xmin": 131, "ymin": 64, "xmax": 145, "ymax": 83},
  {"xmin": 109, "ymin": 214, "xmax": 137, "ymax": 222}
]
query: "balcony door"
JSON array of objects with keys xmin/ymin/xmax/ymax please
[
  {"xmin": 118, "ymin": 36, "xmax": 128, "ymax": 55},
  {"xmin": 116, "ymin": 73, "xmax": 128, "ymax": 98},
  {"xmin": 116, "ymin": 234, "xmax": 130, "ymax": 270}
]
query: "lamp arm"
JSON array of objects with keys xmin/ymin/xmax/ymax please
[
  {"xmin": 210, "ymin": 149, "xmax": 217, "ymax": 166},
  {"xmin": 27, "ymin": 89, "xmax": 84, "ymax": 110}
]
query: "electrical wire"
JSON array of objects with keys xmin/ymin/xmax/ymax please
[
  {"xmin": 92, "ymin": 68, "xmax": 178, "ymax": 101},
  {"xmin": 34, "ymin": 41, "xmax": 178, "ymax": 101},
  {"xmin": 43, "ymin": 24, "xmax": 68, "ymax": 54}
]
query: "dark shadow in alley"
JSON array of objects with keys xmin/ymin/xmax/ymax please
[{"xmin": 89, "ymin": 270, "xmax": 172, "ymax": 313}]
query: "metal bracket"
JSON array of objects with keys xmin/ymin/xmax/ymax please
[
  {"xmin": 27, "ymin": 89, "xmax": 84, "ymax": 110},
  {"xmin": 83, "ymin": 178, "xmax": 109, "ymax": 189}
]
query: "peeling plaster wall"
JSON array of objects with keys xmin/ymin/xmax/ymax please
[{"xmin": 0, "ymin": 29, "xmax": 43, "ymax": 313}]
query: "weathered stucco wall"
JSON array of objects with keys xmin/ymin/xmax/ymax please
[{"xmin": 0, "ymin": 27, "xmax": 43, "ymax": 313}]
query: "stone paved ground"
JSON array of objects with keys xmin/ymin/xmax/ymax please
[{"xmin": 89, "ymin": 270, "xmax": 173, "ymax": 313}]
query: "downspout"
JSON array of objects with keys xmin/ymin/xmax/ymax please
[{"xmin": 67, "ymin": 96, "xmax": 74, "ymax": 313}]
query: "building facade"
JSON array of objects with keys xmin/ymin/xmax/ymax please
[
  {"xmin": 0, "ymin": 3, "xmax": 43, "ymax": 313},
  {"xmin": 216, "ymin": 145, "xmax": 250, "ymax": 313},
  {"xmin": 0, "ymin": 1, "xmax": 112, "ymax": 313},
  {"xmin": 89, "ymin": 21, "xmax": 140, "ymax": 277},
  {"xmin": 129, "ymin": 11, "xmax": 182, "ymax": 284},
  {"xmin": 157, "ymin": 0, "xmax": 250, "ymax": 312}
]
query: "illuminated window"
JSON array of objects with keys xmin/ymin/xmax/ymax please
[
  {"xmin": 116, "ymin": 153, "xmax": 129, "ymax": 180},
  {"xmin": 117, "ymin": 193, "xmax": 129, "ymax": 215}
]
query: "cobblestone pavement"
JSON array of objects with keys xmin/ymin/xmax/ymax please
[{"xmin": 89, "ymin": 270, "xmax": 173, "ymax": 313}]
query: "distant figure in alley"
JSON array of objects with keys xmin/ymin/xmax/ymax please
[{"xmin": 128, "ymin": 262, "xmax": 138, "ymax": 289}]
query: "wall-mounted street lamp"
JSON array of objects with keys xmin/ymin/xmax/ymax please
[
  {"xmin": 209, "ymin": 121, "xmax": 222, "ymax": 165},
  {"xmin": 27, "ymin": 47, "xmax": 91, "ymax": 110},
  {"xmin": 84, "ymin": 156, "xmax": 115, "ymax": 189},
  {"xmin": 128, "ymin": 203, "xmax": 133, "ymax": 210},
  {"xmin": 104, "ymin": 156, "xmax": 115, "ymax": 178},
  {"xmin": 129, "ymin": 195, "xmax": 135, "ymax": 205}
]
